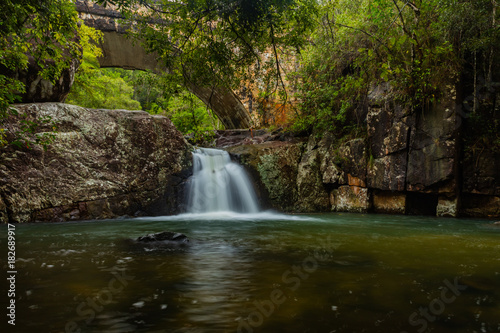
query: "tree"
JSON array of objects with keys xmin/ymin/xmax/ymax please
[
  {"xmin": 291, "ymin": 0, "xmax": 499, "ymax": 136},
  {"xmin": 166, "ymin": 91, "xmax": 220, "ymax": 137},
  {"xmin": 127, "ymin": 70, "xmax": 183, "ymax": 112},
  {"xmin": 96, "ymin": 0, "xmax": 318, "ymax": 104},
  {"xmin": 65, "ymin": 37, "xmax": 142, "ymax": 111},
  {"xmin": 0, "ymin": 0, "xmax": 80, "ymax": 149}
]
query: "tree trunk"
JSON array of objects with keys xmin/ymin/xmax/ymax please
[
  {"xmin": 473, "ymin": 51, "xmax": 477, "ymax": 113},
  {"xmin": 487, "ymin": 0, "xmax": 497, "ymax": 83}
]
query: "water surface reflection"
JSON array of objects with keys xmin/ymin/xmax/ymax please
[{"xmin": 4, "ymin": 213, "xmax": 500, "ymax": 332}]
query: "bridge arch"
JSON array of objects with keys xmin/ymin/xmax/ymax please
[{"xmin": 76, "ymin": 1, "xmax": 252, "ymax": 129}]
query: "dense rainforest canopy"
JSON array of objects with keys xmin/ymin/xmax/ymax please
[{"xmin": 0, "ymin": 0, "xmax": 498, "ymax": 149}]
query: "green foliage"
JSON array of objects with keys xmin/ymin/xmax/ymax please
[
  {"xmin": 67, "ymin": 45, "xmax": 220, "ymax": 137},
  {"xmin": 131, "ymin": 72, "xmax": 223, "ymax": 138},
  {"xmin": 66, "ymin": 67, "xmax": 142, "ymax": 110},
  {"xmin": 166, "ymin": 91, "xmax": 220, "ymax": 139},
  {"xmin": 290, "ymin": 0, "xmax": 499, "ymax": 136},
  {"xmin": 127, "ymin": 70, "xmax": 185, "ymax": 113},
  {"xmin": 0, "ymin": 0, "xmax": 80, "ymax": 149},
  {"xmin": 65, "ymin": 27, "xmax": 142, "ymax": 110},
  {"xmin": 97, "ymin": 0, "xmax": 318, "ymax": 96},
  {"xmin": 67, "ymin": 50, "xmax": 219, "ymax": 136}
]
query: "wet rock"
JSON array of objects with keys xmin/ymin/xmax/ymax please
[
  {"xmin": 462, "ymin": 150, "xmax": 500, "ymax": 196},
  {"xmin": 320, "ymin": 150, "xmax": 344, "ymax": 185},
  {"xmin": 226, "ymin": 141, "xmax": 305, "ymax": 211},
  {"xmin": 366, "ymin": 99, "xmax": 410, "ymax": 192},
  {"xmin": 337, "ymin": 138, "xmax": 367, "ymax": 184},
  {"xmin": 458, "ymin": 276, "xmax": 498, "ymax": 292},
  {"xmin": 127, "ymin": 231, "xmax": 190, "ymax": 251},
  {"xmin": 407, "ymin": 102, "xmax": 458, "ymax": 192},
  {"xmin": 436, "ymin": 195, "xmax": 459, "ymax": 217},
  {"xmin": 136, "ymin": 231, "xmax": 189, "ymax": 244},
  {"xmin": 332, "ymin": 186, "xmax": 371, "ymax": 213},
  {"xmin": 367, "ymin": 153, "xmax": 407, "ymax": 192},
  {"xmin": 461, "ymin": 194, "xmax": 500, "ymax": 218},
  {"xmin": 373, "ymin": 191, "xmax": 406, "ymax": 214},
  {"xmin": 367, "ymin": 104, "xmax": 410, "ymax": 159},
  {"xmin": 296, "ymin": 148, "xmax": 330, "ymax": 212}
]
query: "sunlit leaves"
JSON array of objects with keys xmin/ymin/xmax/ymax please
[
  {"xmin": 97, "ymin": 0, "xmax": 318, "ymax": 91},
  {"xmin": 66, "ymin": 65, "xmax": 142, "ymax": 111},
  {"xmin": 0, "ymin": 0, "xmax": 80, "ymax": 149}
]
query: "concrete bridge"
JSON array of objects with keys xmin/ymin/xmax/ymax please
[{"xmin": 75, "ymin": 1, "xmax": 252, "ymax": 129}]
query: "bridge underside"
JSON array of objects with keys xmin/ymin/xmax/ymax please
[{"xmin": 78, "ymin": 2, "xmax": 252, "ymax": 129}]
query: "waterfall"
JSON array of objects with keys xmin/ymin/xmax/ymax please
[{"xmin": 188, "ymin": 148, "xmax": 260, "ymax": 213}]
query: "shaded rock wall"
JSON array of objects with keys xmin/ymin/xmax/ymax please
[
  {"xmin": 0, "ymin": 103, "xmax": 192, "ymax": 223},
  {"xmin": 227, "ymin": 141, "xmax": 305, "ymax": 211},
  {"xmin": 461, "ymin": 136, "xmax": 500, "ymax": 218},
  {"xmin": 0, "ymin": 56, "xmax": 79, "ymax": 104},
  {"xmin": 224, "ymin": 86, "xmax": 499, "ymax": 218}
]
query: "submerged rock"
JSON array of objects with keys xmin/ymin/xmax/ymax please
[
  {"xmin": 136, "ymin": 231, "xmax": 189, "ymax": 244},
  {"xmin": 128, "ymin": 231, "xmax": 190, "ymax": 251},
  {"xmin": 458, "ymin": 276, "xmax": 498, "ymax": 292}
]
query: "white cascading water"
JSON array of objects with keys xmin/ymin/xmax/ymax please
[{"xmin": 188, "ymin": 148, "xmax": 260, "ymax": 213}]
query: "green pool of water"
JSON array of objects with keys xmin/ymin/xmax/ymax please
[{"xmin": 3, "ymin": 212, "xmax": 500, "ymax": 333}]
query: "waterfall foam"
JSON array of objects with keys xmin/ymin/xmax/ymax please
[{"xmin": 188, "ymin": 148, "xmax": 260, "ymax": 213}]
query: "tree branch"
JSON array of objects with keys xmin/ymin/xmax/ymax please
[
  {"xmin": 335, "ymin": 23, "xmax": 390, "ymax": 52},
  {"xmin": 391, "ymin": 0, "xmax": 411, "ymax": 36}
]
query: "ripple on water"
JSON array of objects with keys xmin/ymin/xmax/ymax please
[{"xmin": 11, "ymin": 213, "xmax": 499, "ymax": 333}]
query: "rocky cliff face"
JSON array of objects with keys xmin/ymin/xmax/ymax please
[
  {"xmin": 0, "ymin": 103, "xmax": 192, "ymax": 223},
  {"xmin": 225, "ymin": 85, "xmax": 500, "ymax": 218}
]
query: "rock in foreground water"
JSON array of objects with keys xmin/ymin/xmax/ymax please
[{"xmin": 136, "ymin": 231, "xmax": 189, "ymax": 244}]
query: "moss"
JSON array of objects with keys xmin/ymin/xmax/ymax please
[{"xmin": 257, "ymin": 154, "xmax": 284, "ymax": 198}]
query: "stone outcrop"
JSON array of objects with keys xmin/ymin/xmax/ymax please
[
  {"xmin": 372, "ymin": 191, "xmax": 406, "ymax": 214},
  {"xmin": 226, "ymin": 140, "xmax": 305, "ymax": 211},
  {"xmin": 135, "ymin": 231, "xmax": 189, "ymax": 244},
  {"xmin": 0, "ymin": 56, "xmax": 80, "ymax": 104},
  {"xmin": 461, "ymin": 149, "xmax": 500, "ymax": 217},
  {"xmin": 0, "ymin": 103, "xmax": 191, "ymax": 223},
  {"xmin": 126, "ymin": 231, "xmax": 190, "ymax": 251},
  {"xmin": 221, "ymin": 83, "xmax": 499, "ymax": 218}
]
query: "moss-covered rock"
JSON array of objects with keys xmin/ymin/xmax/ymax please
[
  {"xmin": 296, "ymin": 147, "xmax": 330, "ymax": 212},
  {"xmin": 227, "ymin": 141, "xmax": 304, "ymax": 211},
  {"xmin": 332, "ymin": 186, "xmax": 371, "ymax": 213}
]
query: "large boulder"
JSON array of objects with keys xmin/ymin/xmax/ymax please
[
  {"xmin": 135, "ymin": 231, "xmax": 189, "ymax": 243},
  {"xmin": 0, "ymin": 103, "xmax": 192, "ymax": 223}
]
